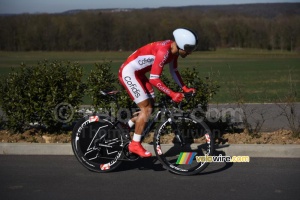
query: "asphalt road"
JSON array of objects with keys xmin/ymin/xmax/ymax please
[{"xmin": 0, "ymin": 155, "xmax": 299, "ymax": 200}]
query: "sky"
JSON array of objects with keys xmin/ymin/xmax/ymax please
[{"xmin": 0, "ymin": 0, "xmax": 299, "ymax": 14}]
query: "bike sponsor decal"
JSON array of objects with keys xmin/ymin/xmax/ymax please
[
  {"xmin": 99, "ymin": 151, "xmax": 123, "ymax": 171},
  {"xmin": 169, "ymin": 164, "xmax": 188, "ymax": 172},
  {"xmin": 156, "ymin": 145, "xmax": 163, "ymax": 155},
  {"xmin": 205, "ymin": 133, "xmax": 211, "ymax": 144},
  {"xmin": 100, "ymin": 164, "xmax": 110, "ymax": 170},
  {"xmin": 156, "ymin": 119, "xmax": 169, "ymax": 145},
  {"xmin": 89, "ymin": 116, "xmax": 99, "ymax": 122},
  {"xmin": 81, "ymin": 157, "xmax": 95, "ymax": 167},
  {"xmin": 105, "ymin": 138, "xmax": 120, "ymax": 155},
  {"xmin": 75, "ymin": 120, "xmax": 90, "ymax": 151},
  {"xmin": 124, "ymin": 76, "xmax": 141, "ymax": 98},
  {"xmin": 76, "ymin": 120, "xmax": 90, "ymax": 136},
  {"xmin": 108, "ymin": 145, "xmax": 123, "ymax": 164},
  {"xmin": 84, "ymin": 124, "xmax": 109, "ymax": 159}
]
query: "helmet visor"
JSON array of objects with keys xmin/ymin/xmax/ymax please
[{"xmin": 184, "ymin": 44, "xmax": 197, "ymax": 52}]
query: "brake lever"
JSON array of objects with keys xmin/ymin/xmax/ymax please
[
  {"xmin": 184, "ymin": 92, "xmax": 195, "ymax": 99},
  {"xmin": 178, "ymin": 92, "xmax": 195, "ymax": 109}
]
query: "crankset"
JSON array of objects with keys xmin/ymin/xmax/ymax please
[{"xmin": 122, "ymin": 143, "xmax": 140, "ymax": 161}]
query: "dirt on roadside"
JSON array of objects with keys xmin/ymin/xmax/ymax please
[
  {"xmin": 0, "ymin": 129, "xmax": 72, "ymax": 144},
  {"xmin": 0, "ymin": 129, "xmax": 299, "ymax": 144}
]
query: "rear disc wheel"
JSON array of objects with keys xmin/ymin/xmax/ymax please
[{"xmin": 71, "ymin": 115, "xmax": 125, "ymax": 172}]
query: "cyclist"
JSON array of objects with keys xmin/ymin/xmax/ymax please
[{"xmin": 119, "ymin": 28, "xmax": 198, "ymax": 157}]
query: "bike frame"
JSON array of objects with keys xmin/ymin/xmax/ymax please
[{"xmin": 94, "ymin": 91, "xmax": 194, "ymax": 155}]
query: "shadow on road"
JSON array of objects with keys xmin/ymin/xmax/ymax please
[
  {"xmin": 114, "ymin": 157, "xmax": 166, "ymax": 172},
  {"xmin": 111, "ymin": 146, "xmax": 233, "ymax": 175},
  {"xmin": 199, "ymin": 147, "xmax": 234, "ymax": 175}
]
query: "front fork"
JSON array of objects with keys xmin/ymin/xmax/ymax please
[{"xmin": 170, "ymin": 119, "xmax": 186, "ymax": 147}]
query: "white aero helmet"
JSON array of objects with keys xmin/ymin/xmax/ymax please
[{"xmin": 173, "ymin": 28, "xmax": 198, "ymax": 52}]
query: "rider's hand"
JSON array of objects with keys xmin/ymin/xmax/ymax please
[
  {"xmin": 170, "ymin": 92, "xmax": 184, "ymax": 103},
  {"xmin": 182, "ymin": 86, "xmax": 196, "ymax": 93}
]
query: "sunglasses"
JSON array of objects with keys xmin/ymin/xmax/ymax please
[
  {"xmin": 178, "ymin": 44, "xmax": 198, "ymax": 53},
  {"xmin": 183, "ymin": 44, "xmax": 197, "ymax": 52}
]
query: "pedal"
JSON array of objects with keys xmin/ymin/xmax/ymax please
[{"xmin": 123, "ymin": 143, "xmax": 139, "ymax": 161}]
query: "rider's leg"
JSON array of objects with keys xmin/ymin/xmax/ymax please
[
  {"xmin": 128, "ymin": 98, "xmax": 154, "ymax": 157},
  {"xmin": 126, "ymin": 74, "xmax": 154, "ymax": 129},
  {"xmin": 134, "ymin": 98, "xmax": 154, "ymax": 134},
  {"xmin": 119, "ymin": 66, "xmax": 154, "ymax": 157},
  {"xmin": 127, "ymin": 111, "xmax": 140, "ymax": 127}
]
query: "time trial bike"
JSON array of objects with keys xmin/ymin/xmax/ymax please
[{"xmin": 71, "ymin": 90, "xmax": 214, "ymax": 175}]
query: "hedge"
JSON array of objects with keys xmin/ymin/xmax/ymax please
[
  {"xmin": 0, "ymin": 60, "xmax": 85, "ymax": 132},
  {"xmin": 0, "ymin": 60, "xmax": 219, "ymax": 133}
]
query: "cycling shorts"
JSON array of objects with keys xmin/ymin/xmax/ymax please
[{"xmin": 119, "ymin": 63, "xmax": 155, "ymax": 104}]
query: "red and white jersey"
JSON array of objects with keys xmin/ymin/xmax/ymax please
[{"xmin": 119, "ymin": 40, "xmax": 185, "ymax": 103}]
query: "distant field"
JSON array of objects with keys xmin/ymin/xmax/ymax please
[{"xmin": 0, "ymin": 49, "xmax": 299, "ymax": 103}]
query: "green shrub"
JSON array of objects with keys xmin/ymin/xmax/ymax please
[
  {"xmin": 86, "ymin": 62, "xmax": 219, "ymax": 113},
  {"xmin": 86, "ymin": 61, "xmax": 136, "ymax": 118},
  {"xmin": 0, "ymin": 60, "xmax": 85, "ymax": 132},
  {"xmin": 86, "ymin": 61, "xmax": 118, "ymax": 110},
  {"xmin": 180, "ymin": 67, "xmax": 220, "ymax": 111},
  {"xmin": 155, "ymin": 67, "xmax": 220, "ymax": 111}
]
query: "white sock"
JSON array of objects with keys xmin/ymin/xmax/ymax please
[
  {"xmin": 132, "ymin": 133, "xmax": 142, "ymax": 142},
  {"xmin": 128, "ymin": 119, "xmax": 135, "ymax": 128}
]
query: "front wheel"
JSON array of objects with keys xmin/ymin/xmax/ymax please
[
  {"xmin": 153, "ymin": 117, "xmax": 214, "ymax": 175},
  {"xmin": 71, "ymin": 115, "xmax": 127, "ymax": 172}
]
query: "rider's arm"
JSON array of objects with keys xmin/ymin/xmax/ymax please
[
  {"xmin": 169, "ymin": 59, "xmax": 196, "ymax": 94},
  {"xmin": 149, "ymin": 49, "xmax": 173, "ymax": 95},
  {"xmin": 169, "ymin": 59, "xmax": 184, "ymax": 88},
  {"xmin": 149, "ymin": 75, "xmax": 183, "ymax": 103},
  {"xmin": 149, "ymin": 49, "xmax": 183, "ymax": 102}
]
